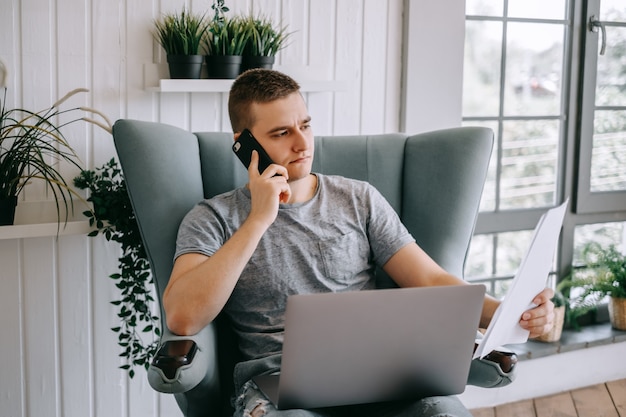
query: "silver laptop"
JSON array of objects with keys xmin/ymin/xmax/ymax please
[{"xmin": 252, "ymin": 284, "xmax": 485, "ymax": 410}]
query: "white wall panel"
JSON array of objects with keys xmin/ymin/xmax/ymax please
[
  {"xmin": 0, "ymin": 240, "xmax": 24, "ymax": 417},
  {"xmin": 333, "ymin": 0, "xmax": 363, "ymax": 135},
  {"xmin": 57, "ymin": 235, "xmax": 92, "ymax": 417},
  {"xmin": 0, "ymin": 1, "xmax": 406, "ymax": 416}
]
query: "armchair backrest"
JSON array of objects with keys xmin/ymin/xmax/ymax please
[{"xmin": 112, "ymin": 119, "xmax": 493, "ymax": 415}]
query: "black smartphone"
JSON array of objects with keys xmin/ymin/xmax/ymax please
[
  {"xmin": 151, "ymin": 340, "xmax": 198, "ymax": 379},
  {"xmin": 232, "ymin": 129, "xmax": 275, "ymax": 174}
]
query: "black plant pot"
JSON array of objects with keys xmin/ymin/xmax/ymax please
[
  {"xmin": 205, "ymin": 55, "xmax": 243, "ymax": 79},
  {"xmin": 0, "ymin": 196, "xmax": 18, "ymax": 226},
  {"xmin": 167, "ymin": 55, "xmax": 204, "ymax": 79},
  {"xmin": 240, "ymin": 55, "xmax": 275, "ymax": 73}
]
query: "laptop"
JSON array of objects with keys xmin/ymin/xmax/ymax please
[{"xmin": 252, "ymin": 284, "xmax": 486, "ymax": 410}]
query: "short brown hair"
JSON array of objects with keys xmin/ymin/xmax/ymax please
[{"xmin": 228, "ymin": 69, "xmax": 301, "ymax": 133}]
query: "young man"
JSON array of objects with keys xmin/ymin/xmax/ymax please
[{"xmin": 164, "ymin": 69, "xmax": 555, "ymax": 417}]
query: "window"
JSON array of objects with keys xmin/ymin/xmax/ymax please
[
  {"xmin": 576, "ymin": 0, "xmax": 626, "ymax": 213},
  {"xmin": 462, "ymin": 0, "xmax": 626, "ymax": 299}
]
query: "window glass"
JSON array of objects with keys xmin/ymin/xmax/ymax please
[
  {"xmin": 590, "ymin": 110, "xmax": 626, "ymax": 192},
  {"xmin": 594, "ymin": 27, "xmax": 626, "ymax": 107},
  {"xmin": 601, "ymin": 0, "xmax": 626, "ymax": 20},
  {"xmin": 465, "ymin": 229, "xmax": 535, "ymax": 298},
  {"xmin": 573, "ymin": 222, "xmax": 625, "ymax": 264},
  {"xmin": 466, "ymin": 0, "xmax": 503, "ymax": 17},
  {"xmin": 465, "ymin": 234, "xmax": 494, "ymax": 278},
  {"xmin": 500, "ymin": 120, "xmax": 559, "ymax": 209},
  {"xmin": 504, "ymin": 22, "xmax": 564, "ymax": 117},
  {"xmin": 463, "ymin": 20, "xmax": 502, "ymax": 117},
  {"xmin": 576, "ymin": 0, "xmax": 626, "ymax": 212},
  {"xmin": 507, "ymin": 0, "xmax": 566, "ymax": 20},
  {"xmin": 495, "ymin": 230, "xmax": 534, "ymax": 276}
]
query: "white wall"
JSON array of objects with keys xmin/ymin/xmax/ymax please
[
  {"xmin": 401, "ymin": 0, "xmax": 465, "ymax": 133},
  {"xmin": 0, "ymin": 1, "xmax": 407, "ymax": 416}
]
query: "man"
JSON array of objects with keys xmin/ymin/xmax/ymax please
[{"xmin": 164, "ymin": 69, "xmax": 555, "ymax": 417}]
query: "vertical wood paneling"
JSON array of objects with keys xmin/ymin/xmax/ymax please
[
  {"xmin": 0, "ymin": 0, "xmax": 18, "ymax": 108},
  {"xmin": 126, "ymin": 0, "xmax": 156, "ymax": 123},
  {"xmin": 91, "ymin": 237, "xmax": 126, "ymax": 417},
  {"xmin": 281, "ymin": 1, "xmax": 307, "ymax": 66},
  {"xmin": 57, "ymin": 235, "xmax": 92, "ymax": 417},
  {"xmin": 91, "ymin": 0, "xmax": 123, "ymax": 168},
  {"xmin": 0, "ymin": 240, "xmax": 24, "ymax": 417},
  {"xmin": 57, "ymin": 0, "xmax": 90, "ymax": 175},
  {"xmin": 361, "ymin": 0, "xmax": 388, "ymax": 135},
  {"xmin": 22, "ymin": 238, "xmax": 57, "ymax": 417},
  {"xmin": 20, "ymin": 0, "xmax": 54, "ymax": 202},
  {"xmin": 305, "ymin": 0, "xmax": 335, "ymax": 137},
  {"xmin": 189, "ymin": 93, "xmax": 221, "ymax": 132},
  {"xmin": 384, "ymin": 0, "xmax": 403, "ymax": 132},
  {"xmin": 333, "ymin": 0, "xmax": 363, "ymax": 134},
  {"xmin": 1, "ymin": 2, "xmax": 405, "ymax": 417}
]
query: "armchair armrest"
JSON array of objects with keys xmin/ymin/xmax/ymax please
[
  {"xmin": 147, "ymin": 325, "xmax": 218, "ymax": 394},
  {"xmin": 467, "ymin": 332, "xmax": 518, "ymax": 388}
]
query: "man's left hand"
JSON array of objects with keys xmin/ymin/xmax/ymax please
[{"xmin": 519, "ymin": 287, "xmax": 555, "ymax": 338}]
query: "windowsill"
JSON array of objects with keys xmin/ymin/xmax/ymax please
[{"xmin": 507, "ymin": 321, "xmax": 626, "ymax": 360}]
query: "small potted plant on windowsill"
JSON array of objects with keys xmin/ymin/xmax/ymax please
[
  {"xmin": 574, "ymin": 243, "xmax": 626, "ymax": 330},
  {"xmin": 0, "ymin": 60, "xmax": 111, "ymax": 226},
  {"xmin": 153, "ymin": 8, "xmax": 210, "ymax": 79}
]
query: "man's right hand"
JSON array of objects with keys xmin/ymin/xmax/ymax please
[{"xmin": 247, "ymin": 150, "xmax": 291, "ymax": 228}]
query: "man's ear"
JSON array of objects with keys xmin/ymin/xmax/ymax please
[{"xmin": 233, "ymin": 131, "xmax": 242, "ymax": 142}]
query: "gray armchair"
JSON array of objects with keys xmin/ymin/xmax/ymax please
[{"xmin": 112, "ymin": 119, "xmax": 515, "ymax": 417}]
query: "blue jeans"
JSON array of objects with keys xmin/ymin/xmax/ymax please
[{"xmin": 234, "ymin": 380, "xmax": 473, "ymax": 417}]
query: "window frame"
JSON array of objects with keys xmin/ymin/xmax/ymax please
[{"xmin": 574, "ymin": 0, "xmax": 626, "ymax": 214}]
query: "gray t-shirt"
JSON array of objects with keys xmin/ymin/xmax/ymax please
[{"xmin": 175, "ymin": 174, "xmax": 415, "ymax": 391}]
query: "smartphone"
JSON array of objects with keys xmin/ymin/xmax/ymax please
[
  {"xmin": 152, "ymin": 340, "xmax": 198, "ymax": 379},
  {"xmin": 232, "ymin": 129, "xmax": 275, "ymax": 174}
]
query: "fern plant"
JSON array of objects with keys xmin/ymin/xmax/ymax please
[
  {"xmin": 558, "ymin": 243, "xmax": 626, "ymax": 329},
  {"xmin": 556, "ymin": 272, "xmax": 599, "ymax": 330},
  {"xmin": 581, "ymin": 242, "xmax": 626, "ymax": 300},
  {"xmin": 73, "ymin": 159, "xmax": 160, "ymax": 378},
  {"xmin": 579, "ymin": 243, "xmax": 626, "ymax": 299}
]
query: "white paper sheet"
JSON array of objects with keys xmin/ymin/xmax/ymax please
[{"xmin": 473, "ymin": 200, "xmax": 569, "ymax": 359}]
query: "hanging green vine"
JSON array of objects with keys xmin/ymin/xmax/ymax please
[{"xmin": 73, "ymin": 158, "xmax": 160, "ymax": 378}]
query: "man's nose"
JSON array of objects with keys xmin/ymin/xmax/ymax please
[{"xmin": 292, "ymin": 129, "xmax": 309, "ymax": 151}]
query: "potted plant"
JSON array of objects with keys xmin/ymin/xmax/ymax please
[
  {"xmin": 0, "ymin": 60, "xmax": 111, "ymax": 226},
  {"xmin": 153, "ymin": 8, "xmax": 210, "ymax": 79},
  {"xmin": 73, "ymin": 159, "xmax": 159, "ymax": 378},
  {"xmin": 204, "ymin": 16, "xmax": 250, "ymax": 79},
  {"xmin": 240, "ymin": 14, "xmax": 291, "ymax": 73},
  {"xmin": 203, "ymin": 1, "xmax": 249, "ymax": 78},
  {"xmin": 574, "ymin": 243, "xmax": 626, "ymax": 330}
]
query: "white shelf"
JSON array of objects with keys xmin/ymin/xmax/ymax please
[
  {"xmin": 0, "ymin": 200, "xmax": 94, "ymax": 240},
  {"xmin": 147, "ymin": 78, "xmax": 347, "ymax": 93},
  {"xmin": 0, "ymin": 221, "xmax": 93, "ymax": 240}
]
